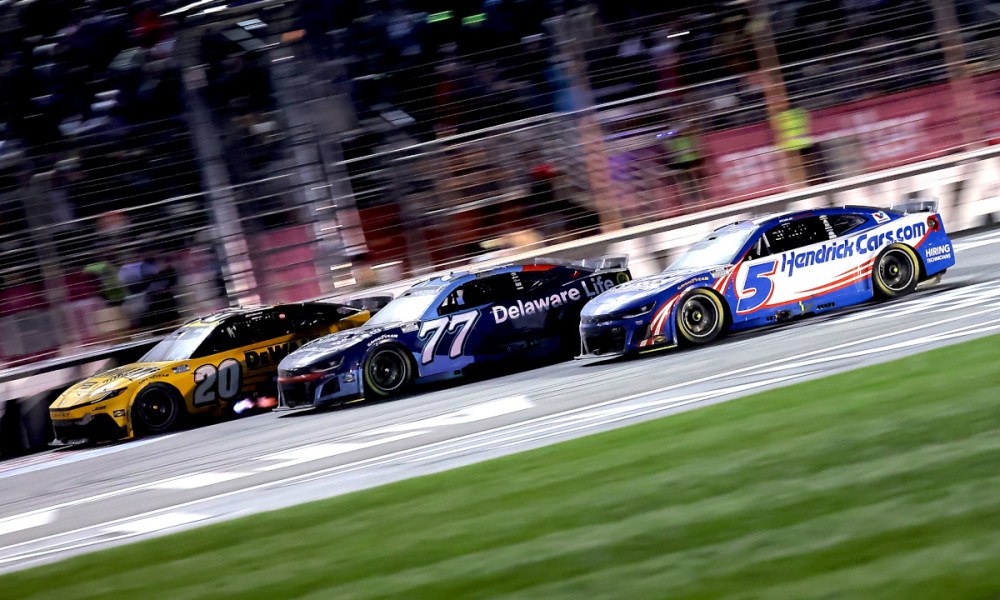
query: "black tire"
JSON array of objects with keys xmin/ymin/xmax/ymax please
[
  {"xmin": 131, "ymin": 383, "xmax": 182, "ymax": 435},
  {"xmin": 873, "ymin": 244, "xmax": 919, "ymax": 298},
  {"xmin": 676, "ymin": 289, "xmax": 726, "ymax": 345},
  {"xmin": 363, "ymin": 345, "xmax": 414, "ymax": 398}
]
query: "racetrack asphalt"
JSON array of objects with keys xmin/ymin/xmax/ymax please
[{"xmin": 1, "ymin": 228, "xmax": 999, "ymax": 573}]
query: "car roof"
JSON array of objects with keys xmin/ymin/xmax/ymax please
[
  {"xmin": 410, "ymin": 262, "xmax": 573, "ymax": 292},
  {"xmin": 181, "ymin": 301, "xmax": 350, "ymax": 327},
  {"xmin": 752, "ymin": 205, "xmax": 888, "ymax": 229}
]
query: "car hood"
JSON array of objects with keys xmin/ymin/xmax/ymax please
[
  {"xmin": 278, "ymin": 323, "xmax": 415, "ymax": 371},
  {"xmin": 581, "ymin": 269, "xmax": 719, "ymax": 316},
  {"xmin": 51, "ymin": 363, "xmax": 175, "ymax": 409}
]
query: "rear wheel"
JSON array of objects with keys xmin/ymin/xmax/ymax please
[
  {"xmin": 364, "ymin": 346, "xmax": 414, "ymax": 398},
  {"xmin": 873, "ymin": 245, "xmax": 919, "ymax": 298},
  {"xmin": 676, "ymin": 289, "xmax": 726, "ymax": 345},
  {"xmin": 131, "ymin": 383, "xmax": 182, "ymax": 435}
]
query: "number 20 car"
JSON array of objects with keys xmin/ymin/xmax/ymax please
[
  {"xmin": 48, "ymin": 303, "xmax": 371, "ymax": 443},
  {"xmin": 579, "ymin": 203, "xmax": 955, "ymax": 357},
  {"xmin": 276, "ymin": 258, "xmax": 631, "ymax": 408}
]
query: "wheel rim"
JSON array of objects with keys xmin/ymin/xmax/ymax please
[
  {"xmin": 369, "ymin": 350, "xmax": 407, "ymax": 392},
  {"xmin": 681, "ymin": 296, "xmax": 718, "ymax": 338},
  {"xmin": 135, "ymin": 389, "xmax": 175, "ymax": 430},
  {"xmin": 879, "ymin": 250, "xmax": 915, "ymax": 292}
]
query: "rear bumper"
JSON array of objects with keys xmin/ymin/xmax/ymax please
[{"xmin": 51, "ymin": 413, "xmax": 129, "ymax": 444}]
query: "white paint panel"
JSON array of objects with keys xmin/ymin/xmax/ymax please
[
  {"xmin": 253, "ymin": 431, "xmax": 426, "ymax": 471},
  {"xmin": 0, "ymin": 511, "xmax": 56, "ymax": 537},
  {"xmin": 148, "ymin": 472, "xmax": 252, "ymax": 490},
  {"xmin": 105, "ymin": 512, "xmax": 209, "ymax": 535}
]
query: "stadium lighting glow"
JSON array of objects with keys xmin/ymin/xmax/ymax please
[
  {"xmin": 427, "ymin": 11, "xmax": 453, "ymax": 23},
  {"xmin": 462, "ymin": 13, "xmax": 486, "ymax": 26}
]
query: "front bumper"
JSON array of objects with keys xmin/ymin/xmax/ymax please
[
  {"xmin": 277, "ymin": 367, "xmax": 363, "ymax": 408},
  {"xmin": 579, "ymin": 314, "xmax": 672, "ymax": 357},
  {"xmin": 51, "ymin": 413, "xmax": 130, "ymax": 444}
]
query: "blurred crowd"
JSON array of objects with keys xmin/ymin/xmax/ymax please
[
  {"xmin": 298, "ymin": 0, "xmax": 999, "ymax": 138},
  {"xmin": 0, "ymin": 0, "xmax": 216, "ymax": 339}
]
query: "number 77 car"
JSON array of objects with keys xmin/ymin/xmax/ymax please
[
  {"xmin": 276, "ymin": 257, "xmax": 631, "ymax": 408},
  {"xmin": 48, "ymin": 302, "xmax": 372, "ymax": 443},
  {"xmin": 579, "ymin": 204, "xmax": 955, "ymax": 357}
]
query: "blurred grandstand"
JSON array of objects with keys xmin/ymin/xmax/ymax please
[{"xmin": 1, "ymin": 0, "xmax": 999, "ymax": 368}]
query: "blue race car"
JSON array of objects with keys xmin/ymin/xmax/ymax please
[
  {"xmin": 579, "ymin": 203, "xmax": 955, "ymax": 357},
  {"xmin": 277, "ymin": 258, "xmax": 631, "ymax": 407}
]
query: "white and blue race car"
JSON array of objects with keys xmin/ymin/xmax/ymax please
[{"xmin": 579, "ymin": 204, "xmax": 955, "ymax": 357}]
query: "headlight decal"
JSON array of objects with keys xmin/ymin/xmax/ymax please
[
  {"xmin": 64, "ymin": 387, "xmax": 129, "ymax": 410},
  {"xmin": 617, "ymin": 302, "xmax": 656, "ymax": 319}
]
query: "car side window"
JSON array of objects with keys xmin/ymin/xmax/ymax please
[
  {"xmin": 198, "ymin": 310, "xmax": 294, "ymax": 355},
  {"xmin": 513, "ymin": 270, "xmax": 558, "ymax": 293},
  {"xmin": 744, "ymin": 235, "xmax": 770, "ymax": 260},
  {"xmin": 763, "ymin": 216, "xmax": 832, "ymax": 255},
  {"xmin": 438, "ymin": 276, "xmax": 518, "ymax": 315},
  {"xmin": 826, "ymin": 214, "xmax": 868, "ymax": 237},
  {"xmin": 195, "ymin": 326, "xmax": 236, "ymax": 357},
  {"xmin": 287, "ymin": 305, "xmax": 347, "ymax": 329}
]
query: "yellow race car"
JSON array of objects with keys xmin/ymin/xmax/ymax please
[{"xmin": 49, "ymin": 302, "xmax": 371, "ymax": 444}]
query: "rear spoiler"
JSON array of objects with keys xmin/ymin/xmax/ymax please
[
  {"xmin": 533, "ymin": 255, "xmax": 629, "ymax": 272},
  {"xmin": 345, "ymin": 294, "xmax": 394, "ymax": 315},
  {"xmin": 889, "ymin": 197, "xmax": 939, "ymax": 214}
]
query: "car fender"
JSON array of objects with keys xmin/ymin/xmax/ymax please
[
  {"xmin": 665, "ymin": 287, "xmax": 730, "ymax": 346},
  {"xmin": 356, "ymin": 340, "xmax": 419, "ymax": 397}
]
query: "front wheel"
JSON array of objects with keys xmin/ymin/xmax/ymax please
[
  {"xmin": 363, "ymin": 345, "xmax": 414, "ymax": 398},
  {"xmin": 676, "ymin": 289, "xmax": 726, "ymax": 345},
  {"xmin": 873, "ymin": 245, "xmax": 919, "ymax": 298},
  {"xmin": 131, "ymin": 383, "xmax": 182, "ymax": 436}
]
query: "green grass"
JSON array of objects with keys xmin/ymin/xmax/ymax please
[{"xmin": 3, "ymin": 334, "xmax": 1000, "ymax": 600}]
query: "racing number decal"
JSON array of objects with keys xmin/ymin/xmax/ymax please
[
  {"xmin": 418, "ymin": 311, "xmax": 479, "ymax": 365},
  {"xmin": 736, "ymin": 260, "xmax": 778, "ymax": 314},
  {"xmin": 193, "ymin": 358, "xmax": 242, "ymax": 406}
]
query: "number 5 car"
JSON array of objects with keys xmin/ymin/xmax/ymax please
[{"xmin": 579, "ymin": 203, "xmax": 955, "ymax": 356}]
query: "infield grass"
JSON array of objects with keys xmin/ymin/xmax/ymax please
[{"xmin": 2, "ymin": 334, "xmax": 1000, "ymax": 599}]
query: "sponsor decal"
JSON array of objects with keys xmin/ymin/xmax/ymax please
[
  {"xmin": 491, "ymin": 276, "xmax": 617, "ymax": 324},
  {"xmin": 172, "ymin": 365, "xmax": 190, "ymax": 374},
  {"xmin": 616, "ymin": 272, "xmax": 630, "ymax": 284},
  {"xmin": 872, "ymin": 211, "xmax": 891, "ymax": 224},
  {"xmin": 98, "ymin": 366, "xmax": 161, "ymax": 382},
  {"xmin": 679, "ymin": 276, "xmax": 710, "ymax": 288},
  {"xmin": 245, "ymin": 340, "xmax": 306, "ymax": 370},
  {"xmin": 925, "ymin": 243, "xmax": 952, "ymax": 263},
  {"xmin": 113, "ymin": 409, "xmax": 126, "ymax": 417},
  {"xmin": 367, "ymin": 334, "xmax": 399, "ymax": 347},
  {"xmin": 401, "ymin": 322, "xmax": 419, "ymax": 333},
  {"xmin": 780, "ymin": 222, "xmax": 926, "ymax": 277}
]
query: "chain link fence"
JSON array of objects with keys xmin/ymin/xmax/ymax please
[{"xmin": 2, "ymin": 0, "xmax": 999, "ymax": 369}]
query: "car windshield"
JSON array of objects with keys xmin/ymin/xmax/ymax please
[
  {"xmin": 666, "ymin": 224, "xmax": 757, "ymax": 272},
  {"xmin": 366, "ymin": 292, "xmax": 437, "ymax": 326},
  {"xmin": 140, "ymin": 324, "xmax": 215, "ymax": 362}
]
